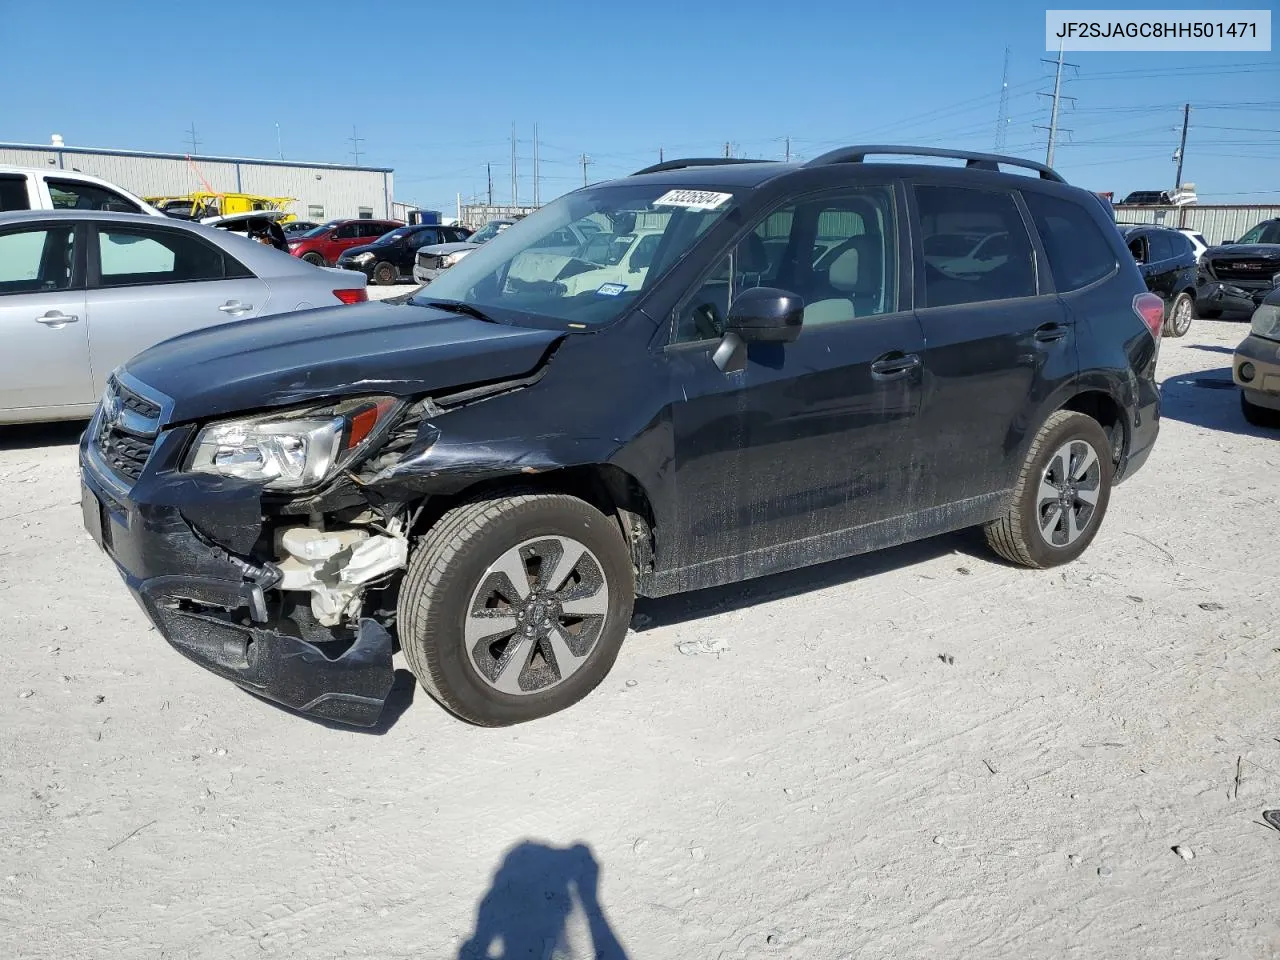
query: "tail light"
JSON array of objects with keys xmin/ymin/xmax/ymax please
[
  {"xmin": 332, "ymin": 288, "xmax": 368, "ymax": 305},
  {"xmin": 1133, "ymin": 292, "xmax": 1164, "ymax": 340}
]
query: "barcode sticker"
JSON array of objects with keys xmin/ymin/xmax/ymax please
[{"xmin": 652, "ymin": 190, "xmax": 733, "ymax": 210}]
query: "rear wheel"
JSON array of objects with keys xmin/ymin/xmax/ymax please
[
  {"xmin": 301, "ymin": 252, "xmax": 325, "ymax": 266},
  {"xmin": 373, "ymin": 261, "xmax": 398, "ymax": 285},
  {"xmin": 1164, "ymin": 292, "xmax": 1194, "ymax": 338},
  {"xmin": 1241, "ymin": 391, "xmax": 1280, "ymax": 428},
  {"xmin": 397, "ymin": 493, "xmax": 635, "ymax": 726},
  {"xmin": 984, "ymin": 411, "xmax": 1113, "ymax": 568}
]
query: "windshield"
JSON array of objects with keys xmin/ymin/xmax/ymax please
[
  {"xmin": 416, "ymin": 184, "xmax": 736, "ymax": 330},
  {"xmin": 469, "ymin": 221, "xmax": 509, "ymax": 244},
  {"xmin": 376, "ymin": 227, "xmax": 414, "ymax": 245},
  {"xmin": 300, "ymin": 220, "xmax": 338, "ymax": 239},
  {"xmin": 1238, "ymin": 222, "xmax": 1280, "ymax": 245}
]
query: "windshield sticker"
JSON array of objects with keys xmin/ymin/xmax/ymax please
[
  {"xmin": 652, "ymin": 189, "xmax": 732, "ymax": 210},
  {"xmin": 596, "ymin": 282, "xmax": 627, "ymax": 297}
]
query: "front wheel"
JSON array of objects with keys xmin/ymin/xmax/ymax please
[
  {"xmin": 397, "ymin": 493, "xmax": 635, "ymax": 725},
  {"xmin": 984, "ymin": 411, "xmax": 1113, "ymax": 568},
  {"xmin": 373, "ymin": 261, "xmax": 398, "ymax": 285},
  {"xmin": 1164, "ymin": 292, "xmax": 1194, "ymax": 338}
]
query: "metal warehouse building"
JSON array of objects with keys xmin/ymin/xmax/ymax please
[{"xmin": 0, "ymin": 141, "xmax": 393, "ymax": 222}]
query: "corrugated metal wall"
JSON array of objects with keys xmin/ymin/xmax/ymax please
[
  {"xmin": 1111, "ymin": 205, "xmax": 1280, "ymax": 244},
  {"xmin": 0, "ymin": 146, "xmax": 392, "ymax": 221}
]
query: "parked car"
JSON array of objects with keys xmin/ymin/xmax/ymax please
[
  {"xmin": 336, "ymin": 223, "xmax": 473, "ymax": 285},
  {"xmin": 1117, "ymin": 187, "xmax": 1197, "ymax": 206},
  {"xmin": 287, "ymin": 218, "xmax": 402, "ymax": 266},
  {"xmin": 1179, "ymin": 228, "xmax": 1209, "ymax": 262},
  {"xmin": 0, "ymin": 166, "xmax": 162, "ymax": 216},
  {"xmin": 0, "ymin": 210, "xmax": 367, "ymax": 424},
  {"xmin": 412, "ymin": 218, "xmax": 517, "ymax": 284},
  {"xmin": 1120, "ymin": 224, "xmax": 1199, "ymax": 337},
  {"xmin": 1197, "ymin": 218, "xmax": 1280, "ymax": 319},
  {"xmin": 204, "ymin": 211, "xmax": 291, "ymax": 252},
  {"xmin": 1234, "ymin": 288, "xmax": 1280, "ymax": 425},
  {"xmin": 281, "ymin": 220, "xmax": 320, "ymax": 237},
  {"xmin": 79, "ymin": 145, "xmax": 1160, "ymax": 728}
]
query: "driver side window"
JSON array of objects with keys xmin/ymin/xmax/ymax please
[{"xmin": 673, "ymin": 185, "xmax": 898, "ymax": 343}]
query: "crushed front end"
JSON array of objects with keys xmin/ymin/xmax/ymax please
[{"xmin": 79, "ymin": 373, "xmax": 405, "ymax": 726}]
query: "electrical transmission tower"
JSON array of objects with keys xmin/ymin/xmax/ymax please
[
  {"xmin": 1035, "ymin": 43, "xmax": 1077, "ymax": 167},
  {"xmin": 994, "ymin": 46, "xmax": 1011, "ymax": 151}
]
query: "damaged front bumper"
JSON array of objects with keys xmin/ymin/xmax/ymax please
[
  {"xmin": 1197, "ymin": 279, "xmax": 1274, "ymax": 316},
  {"xmin": 79, "ymin": 431, "xmax": 396, "ymax": 727}
]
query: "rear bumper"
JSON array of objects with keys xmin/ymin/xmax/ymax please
[
  {"xmin": 79, "ymin": 437, "xmax": 394, "ymax": 727},
  {"xmin": 1116, "ymin": 372, "xmax": 1160, "ymax": 484}
]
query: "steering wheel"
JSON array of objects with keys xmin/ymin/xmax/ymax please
[{"xmin": 692, "ymin": 302, "xmax": 723, "ymax": 341}]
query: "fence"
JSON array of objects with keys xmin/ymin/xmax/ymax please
[{"xmin": 1111, "ymin": 205, "xmax": 1280, "ymax": 244}]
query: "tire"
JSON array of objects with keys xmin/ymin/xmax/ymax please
[
  {"xmin": 1164, "ymin": 292, "xmax": 1194, "ymax": 338},
  {"xmin": 984, "ymin": 410, "xmax": 1114, "ymax": 568},
  {"xmin": 1240, "ymin": 391, "xmax": 1280, "ymax": 428},
  {"xmin": 301, "ymin": 252, "xmax": 325, "ymax": 266},
  {"xmin": 397, "ymin": 492, "xmax": 635, "ymax": 726},
  {"xmin": 373, "ymin": 261, "xmax": 398, "ymax": 285}
]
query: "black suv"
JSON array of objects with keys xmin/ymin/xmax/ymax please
[
  {"xmin": 337, "ymin": 223, "xmax": 473, "ymax": 285},
  {"xmin": 79, "ymin": 146, "xmax": 1162, "ymax": 728},
  {"xmin": 1198, "ymin": 218, "xmax": 1280, "ymax": 319},
  {"xmin": 1120, "ymin": 224, "xmax": 1199, "ymax": 337}
]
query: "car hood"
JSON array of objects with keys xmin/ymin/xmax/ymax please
[
  {"xmin": 1205, "ymin": 244, "xmax": 1280, "ymax": 259},
  {"xmin": 418, "ymin": 241, "xmax": 479, "ymax": 256},
  {"xmin": 336, "ymin": 242, "xmax": 390, "ymax": 260},
  {"xmin": 124, "ymin": 302, "xmax": 564, "ymax": 422}
]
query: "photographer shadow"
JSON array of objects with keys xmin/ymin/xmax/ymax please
[{"xmin": 459, "ymin": 841, "xmax": 627, "ymax": 960}]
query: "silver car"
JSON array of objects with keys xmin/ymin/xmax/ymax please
[{"xmin": 0, "ymin": 210, "xmax": 369, "ymax": 424}]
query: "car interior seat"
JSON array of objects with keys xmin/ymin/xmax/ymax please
[{"xmin": 805, "ymin": 234, "xmax": 884, "ymax": 326}]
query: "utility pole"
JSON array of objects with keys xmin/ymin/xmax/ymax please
[
  {"xmin": 659, "ymin": 147, "xmax": 664, "ymax": 163},
  {"xmin": 994, "ymin": 46, "xmax": 1011, "ymax": 151},
  {"xmin": 486, "ymin": 162, "xmax": 493, "ymax": 205},
  {"xmin": 1173, "ymin": 103, "xmax": 1191, "ymax": 190},
  {"xmin": 185, "ymin": 122, "xmax": 201, "ymax": 156},
  {"xmin": 1036, "ymin": 42, "xmax": 1077, "ymax": 167},
  {"xmin": 580, "ymin": 153, "xmax": 590, "ymax": 186},
  {"xmin": 275, "ymin": 122, "xmax": 283, "ymax": 160},
  {"xmin": 533, "ymin": 123, "xmax": 540, "ymax": 206},
  {"xmin": 724, "ymin": 141, "xmax": 731, "ymax": 158},
  {"xmin": 784, "ymin": 137, "xmax": 791, "ymax": 162},
  {"xmin": 348, "ymin": 126, "xmax": 364, "ymax": 166},
  {"xmin": 510, "ymin": 122, "xmax": 517, "ymax": 206}
]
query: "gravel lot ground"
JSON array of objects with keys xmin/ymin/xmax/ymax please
[{"xmin": 2, "ymin": 306, "xmax": 1279, "ymax": 960}]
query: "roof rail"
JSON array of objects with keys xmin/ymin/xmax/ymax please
[
  {"xmin": 631, "ymin": 158, "xmax": 775, "ymax": 176},
  {"xmin": 802, "ymin": 145, "xmax": 1066, "ymax": 183}
]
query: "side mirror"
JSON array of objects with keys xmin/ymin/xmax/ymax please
[
  {"xmin": 725, "ymin": 287, "xmax": 804, "ymax": 343},
  {"xmin": 712, "ymin": 287, "xmax": 804, "ymax": 373}
]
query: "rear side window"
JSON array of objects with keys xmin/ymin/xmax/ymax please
[
  {"xmin": 1146, "ymin": 231, "xmax": 1175, "ymax": 262},
  {"xmin": 46, "ymin": 177, "xmax": 140, "ymax": 213},
  {"xmin": 0, "ymin": 176, "xmax": 30, "ymax": 212},
  {"xmin": 1023, "ymin": 191, "xmax": 1118, "ymax": 292},
  {"xmin": 96, "ymin": 226, "xmax": 248, "ymax": 287},
  {"xmin": 915, "ymin": 185, "xmax": 1037, "ymax": 308}
]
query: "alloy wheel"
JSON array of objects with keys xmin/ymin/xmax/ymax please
[
  {"xmin": 464, "ymin": 536, "xmax": 610, "ymax": 695},
  {"xmin": 1036, "ymin": 439, "xmax": 1102, "ymax": 548}
]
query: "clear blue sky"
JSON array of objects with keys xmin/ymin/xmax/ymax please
[{"xmin": 3, "ymin": 0, "xmax": 1276, "ymax": 210}]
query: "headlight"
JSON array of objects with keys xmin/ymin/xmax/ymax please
[
  {"xmin": 443, "ymin": 250, "xmax": 471, "ymax": 267},
  {"xmin": 349, "ymin": 252, "xmax": 375, "ymax": 263},
  {"xmin": 1251, "ymin": 303, "xmax": 1280, "ymax": 340},
  {"xmin": 186, "ymin": 396, "xmax": 401, "ymax": 490}
]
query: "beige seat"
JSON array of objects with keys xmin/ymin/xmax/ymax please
[{"xmin": 804, "ymin": 246, "xmax": 861, "ymax": 327}]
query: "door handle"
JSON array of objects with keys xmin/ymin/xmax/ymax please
[
  {"xmin": 35, "ymin": 310, "xmax": 79, "ymax": 327},
  {"xmin": 870, "ymin": 353, "xmax": 921, "ymax": 381},
  {"xmin": 1034, "ymin": 322, "xmax": 1069, "ymax": 343},
  {"xmin": 219, "ymin": 300, "xmax": 253, "ymax": 315}
]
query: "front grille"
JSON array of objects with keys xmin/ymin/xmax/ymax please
[
  {"xmin": 1209, "ymin": 258, "xmax": 1280, "ymax": 284},
  {"xmin": 93, "ymin": 376, "xmax": 162, "ymax": 485},
  {"xmin": 417, "ymin": 252, "xmax": 444, "ymax": 271}
]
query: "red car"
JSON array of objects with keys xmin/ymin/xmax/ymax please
[{"xmin": 287, "ymin": 218, "xmax": 403, "ymax": 267}]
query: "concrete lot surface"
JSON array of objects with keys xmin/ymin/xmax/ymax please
[{"xmin": 1, "ymin": 314, "xmax": 1278, "ymax": 959}]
